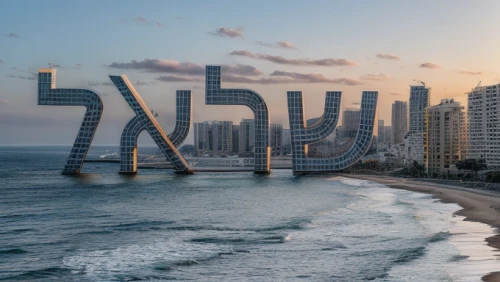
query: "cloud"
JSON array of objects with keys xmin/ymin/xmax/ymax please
[
  {"xmin": 210, "ymin": 27, "xmax": 244, "ymax": 38},
  {"xmin": 86, "ymin": 81, "xmax": 113, "ymax": 87},
  {"xmin": 49, "ymin": 63, "xmax": 61, "ymax": 68},
  {"xmin": 74, "ymin": 64, "xmax": 83, "ymax": 70},
  {"xmin": 5, "ymin": 74, "xmax": 16, "ymax": 78},
  {"xmin": 0, "ymin": 100, "xmax": 10, "ymax": 105},
  {"xmin": 136, "ymin": 80, "xmax": 149, "ymax": 85},
  {"xmin": 0, "ymin": 60, "xmax": 3, "ymax": 64},
  {"xmin": 270, "ymin": 71, "xmax": 362, "ymax": 85},
  {"xmin": 376, "ymin": 53, "xmax": 400, "ymax": 60},
  {"xmin": 359, "ymin": 73, "xmax": 389, "ymax": 81},
  {"xmin": 419, "ymin": 62, "xmax": 440, "ymax": 69},
  {"xmin": 221, "ymin": 64, "xmax": 262, "ymax": 76},
  {"xmin": 390, "ymin": 93, "xmax": 400, "ymax": 96},
  {"xmin": 458, "ymin": 71, "xmax": 482, "ymax": 75},
  {"xmin": 156, "ymin": 75, "xmax": 203, "ymax": 82},
  {"xmin": 229, "ymin": 50, "xmax": 356, "ymax": 67},
  {"xmin": 277, "ymin": 41, "xmax": 297, "ymax": 49},
  {"xmin": 5, "ymin": 33, "xmax": 19, "ymax": 38},
  {"xmin": 118, "ymin": 17, "xmax": 165, "ymax": 27},
  {"xmin": 107, "ymin": 59, "xmax": 262, "ymax": 77},
  {"xmin": 5, "ymin": 74, "xmax": 35, "ymax": 80},
  {"xmin": 256, "ymin": 41, "xmax": 297, "ymax": 49}
]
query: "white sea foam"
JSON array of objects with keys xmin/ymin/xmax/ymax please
[{"xmin": 62, "ymin": 238, "xmax": 231, "ymax": 280}]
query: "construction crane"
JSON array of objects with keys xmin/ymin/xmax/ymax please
[{"xmin": 413, "ymin": 79, "xmax": 426, "ymax": 87}]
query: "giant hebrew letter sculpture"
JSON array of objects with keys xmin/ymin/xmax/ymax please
[
  {"xmin": 287, "ymin": 91, "xmax": 378, "ymax": 174},
  {"xmin": 109, "ymin": 75, "xmax": 192, "ymax": 174},
  {"xmin": 205, "ymin": 66, "xmax": 270, "ymax": 174},
  {"xmin": 37, "ymin": 69, "xmax": 103, "ymax": 174},
  {"xmin": 119, "ymin": 91, "xmax": 191, "ymax": 174}
]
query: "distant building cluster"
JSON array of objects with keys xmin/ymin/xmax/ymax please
[
  {"xmin": 194, "ymin": 119, "xmax": 290, "ymax": 156},
  {"xmin": 376, "ymin": 82, "xmax": 500, "ymax": 176}
]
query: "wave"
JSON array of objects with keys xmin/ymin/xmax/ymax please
[
  {"xmin": 427, "ymin": 231, "xmax": 451, "ymax": 243},
  {"xmin": 0, "ymin": 248, "xmax": 27, "ymax": 255},
  {"xmin": 392, "ymin": 246, "xmax": 426, "ymax": 264},
  {"xmin": 62, "ymin": 239, "xmax": 232, "ymax": 280},
  {"xmin": 0, "ymin": 267, "xmax": 70, "ymax": 281}
]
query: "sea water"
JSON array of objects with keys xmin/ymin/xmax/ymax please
[{"xmin": 0, "ymin": 146, "xmax": 498, "ymax": 281}]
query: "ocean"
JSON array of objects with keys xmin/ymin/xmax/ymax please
[{"xmin": 0, "ymin": 146, "xmax": 499, "ymax": 281}]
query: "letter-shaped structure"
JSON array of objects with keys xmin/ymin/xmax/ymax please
[
  {"xmin": 119, "ymin": 91, "xmax": 192, "ymax": 174},
  {"xmin": 109, "ymin": 75, "xmax": 192, "ymax": 174},
  {"xmin": 205, "ymin": 66, "xmax": 270, "ymax": 174},
  {"xmin": 38, "ymin": 68, "xmax": 103, "ymax": 174},
  {"xmin": 288, "ymin": 91, "xmax": 378, "ymax": 174}
]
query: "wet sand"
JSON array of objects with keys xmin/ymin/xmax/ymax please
[{"xmin": 339, "ymin": 174, "xmax": 500, "ymax": 282}]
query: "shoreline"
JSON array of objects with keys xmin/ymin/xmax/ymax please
[{"xmin": 338, "ymin": 174, "xmax": 500, "ymax": 282}]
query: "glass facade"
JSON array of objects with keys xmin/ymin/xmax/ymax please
[
  {"xmin": 119, "ymin": 90, "xmax": 192, "ymax": 174},
  {"xmin": 109, "ymin": 75, "xmax": 191, "ymax": 174},
  {"xmin": 205, "ymin": 66, "xmax": 270, "ymax": 174},
  {"xmin": 38, "ymin": 69, "xmax": 103, "ymax": 174},
  {"xmin": 287, "ymin": 91, "xmax": 378, "ymax": 174}
]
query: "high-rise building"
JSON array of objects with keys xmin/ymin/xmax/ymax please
[
  {"xmin": 426, "ymin": 99, "xmax": 466, "ymax": 175},
  {"xmin": 232, "ymin": 125, "xmax": 240, "ymax": 154},
  {"xmin": 406, "ymin": 85, "xmax": 431, "ymax": 166},
  {"xmin": 342, "ymin": 109, "xmax": 360, "ymax": 138},
  {"xmin": 239, "ymin": 119, "xmax": 255, "ymax": 153},
  {"xmin": 377, "ymin": 120, "xmax": 385, "ymax": 150},
  {"xmin": 384, "ymin": 126, "xmax": 392, "ymax": 149},
  {"xmin": 194, "ymin": 121, "xmax": 211, "ymax": 156},
  {"xmin": 282, "ymin": 129, "xmax": 292, "ymax": 154},
  {"xmin": 467, "ymin": 84, "xmax": 500, "ymax": 168},
  {"xmin": 391, "ymin": 101, "xmax": 408, "ymax": 145},
  {"xmin": 212, "ymin": 121, "xmax": 233, "ymax": 154},
  {"xmin": 270, "ymin": 124, "xmax": 283, "ymax": 155}
]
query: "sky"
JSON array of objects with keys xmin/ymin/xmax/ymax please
[{"xmin": 0, "ymin": 0, "xmax": 499, "ymax": 145}]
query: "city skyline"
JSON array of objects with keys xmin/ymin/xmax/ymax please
[{"xmin": 1, "ymin": 0, "xmax": 500, "ymax": 145}]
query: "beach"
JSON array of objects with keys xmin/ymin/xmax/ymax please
[{"xmin": 340, "ymin": 174, "xmax": 500, "ymax": 282}]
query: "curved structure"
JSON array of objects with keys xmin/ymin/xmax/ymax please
[
  {"xmin": 38, "ymin": 68, "xmax": 103, "ymax": 174},
  {"xmin": 287, "ymin": 91, "xmax": 378, "ymax": 174},
  {"xmin": 110, "ymin": 75, "xmax": 191, "ymax": 174},
  {"xmin": 119, "ymin": 91, "xmax": 192, "ymax": 174},
  {"xmin": 205, "ymin": 66, "xmax": 270, "ymax": 174}
]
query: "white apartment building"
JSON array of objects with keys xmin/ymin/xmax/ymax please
[
  {"xmin": 425, "ymin": 99, "xmax": 466, "ymax": 175},
  {"xmin": 467, "ymin": 84, "xmax": 500, "ymax": 168}
]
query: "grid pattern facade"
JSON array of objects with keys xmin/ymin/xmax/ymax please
[
  {"xmin": 38, "ymin": 69, "xmax": 103, "ymax": 174},
  {"xmin": 467, "ymin": 84, "xmax": 500, "ymax": 168},
  {"xmin": 110, "ymin": 75, "xmax": 191, "ymax": 173},
  {"xmin": 205, "ymin": 66, "xmax": 270, "ymax": 173},
  {"xmin": 426, "ymin": 99, "xmax": 465, "ymax": 175},
  {"xmin": 119, "ymin": 91, "xmax": 192, "ymax": 173},
  {"xmin": 212, "ymin": 121, "xmax": 233, "ymax": 153},
  {"xmin": 288, "ymin": 91, "xmax": 377, "ymax": 173},
  {"xmin": 409, "ymin": 86, "xmax": 430, "ymax": 132},
  {"xmin": 391, "ymin": 101, "xmax": 408, "ymax": 145},
  {"xmin": 239, "ymin": 119, "xmax": 255, "ymax": 153}
]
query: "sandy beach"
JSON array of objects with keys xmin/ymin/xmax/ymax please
[{"xmin": 339, "ymin": 174, "xmax": 500, "ymax": 282}]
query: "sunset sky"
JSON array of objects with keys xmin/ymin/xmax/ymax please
[{"xmin": 1, "ymin": 0, "xmax": 499, "ymax": 145}]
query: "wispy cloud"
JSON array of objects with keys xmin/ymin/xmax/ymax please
[
  {"xmin": 5, "ymin": 33, "xmax": 19, "ymax": 38},
  {"xmin": 376, "ymin": 53, "xmax": 400, "ymax": 60},
  {"xmin": 49, "ymin": 63, "xmax": 61, "ymax": 68},
  {"xmin": 107, "ymin": 59, "xmax": 262, "ymax": 76},
  {"xmin": 420, "ymin": 62, "xmax": 440, "ymax": 69},
  {"xmin": 256, "ymin": 41, "xmax": 297, "ymax": 49},
  {"xmin": 359, "ymin": 73, "xmax": 389, "ymax": 81},
  {"xmin": 269, "ymin": 71, "xmax": 362, "ymax": 85},
  {"xmin": 230, "ymin": 50, "xmax": 356, "ymax": 67},
  {"xmin": 458, "ymin": 71, "xmax": 482, "ymax": 75},
  {"xmin": 210, "ymin": 27, "xmax": 244, "ymax": 38},
  {"xmin": 5, "ymin": 74, "xmax": 36, "ymax": 80},
  {"xmin": 0, "ymin": 100, "xmax": 10, "ymax": 105},
  {"xmin": 0, "ymin": 60, "xmax": 4, "ymax": 64},
  {"xmin": 156, "ymin": 76, "xmax": 203, "ymax": 82},
  {"xmin": 74, "ymin": 64, "xmax": 83, "ymax": 70},
  {"xmin": 136, "ymin": 80, "xmax": 149, "ymax": 85},
  {"xmin": 118, "ymin": 17, "xmax": 165, "ymax": 27},
  {"xmin": 86, "ymin": 81, "xmax": 113, "ymax": 87}
]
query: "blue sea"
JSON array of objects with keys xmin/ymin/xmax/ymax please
[{"xmin": 0, "ymin": 146, "xmax": 499, "ymax": 281}]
